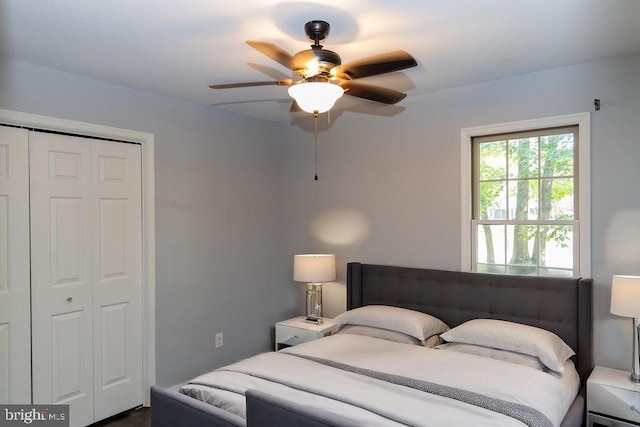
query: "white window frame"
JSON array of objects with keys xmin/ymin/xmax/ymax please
[{"xmin": 460, "ymin": 113, "xmax": 591, "ymax": 277}]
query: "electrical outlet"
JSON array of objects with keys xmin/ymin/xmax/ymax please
[{"xmin": 215, "ymin": 332, "xmax": 223, "ymax": 348}]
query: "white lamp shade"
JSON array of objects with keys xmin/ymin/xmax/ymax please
[
  {"xmin": 611, "ymin": 275, "xmax": 640, "ymax": 317},
  {"xmin": 293, "ymin": 254, "xmax": 336, "ymax": 282},
  {"xmin": 287, "ymin": 82, "xmax": 344, "ymax": 114}
]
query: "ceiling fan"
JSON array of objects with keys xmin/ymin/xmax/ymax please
[{"xmin": 209, "ymin": 20, "xmax": 418, "ymax": 114}]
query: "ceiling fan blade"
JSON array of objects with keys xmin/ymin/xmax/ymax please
[
  {"xmin": 340, "ymin": 81, "xmax": 407, "ymax": 104},
  {"xmin": 209, "ymin": 79, "xmax": 293, "ymax": 89},
  {"xmin": 247, "ymin": 63, "xmax": 293, "ymax": 81},
  {"xmin": 335, "ymin": 50, "xmax": 417, "ymax": 80},
  {"xmin": 246, "ymin": 41, "xmax": 295, "ymax": 70}
]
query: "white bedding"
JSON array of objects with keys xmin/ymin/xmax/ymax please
[{"xmin": 180, "ymin": 334, "xmax": 579, "ymax": 426}]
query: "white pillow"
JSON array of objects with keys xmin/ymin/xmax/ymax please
[
  {"xmin": 336, "ymin": 325, "xmax": 423, "ymax": 346},
  {"xmin": 436, "ymin": 342, "xmax": 546, "ymax": 371},
  {"xmin": 333, "ymin": 305, "xmax": 449, "ymax": 343},
  {"xmin": 440, "ymin": 319, "xmax": 575, "ymax": 372},
  {"xmin": 336, "ymin": 325, "xmax": 444, "ymax": 347}
]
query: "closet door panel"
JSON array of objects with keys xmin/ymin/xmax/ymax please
[
  {"xmin": 92, "ymin": 140, "xmax": 143, "ymax": 421},
  {"xmin": 51, "ymin": 310, "xmax": 86, "ymax": 402},
  {"xmin": 0, "ymin": 127, "xmax": 31, "ymax": 403},
  {"xmin": 30, "ymin": 132, "xmax": 94, "ymax": 427}
]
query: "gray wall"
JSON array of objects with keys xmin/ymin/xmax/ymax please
[
  {"xmin": 3, "ymin": 50, "xmax": 639, "ymax": 384},
  {"xmin": 277, "ymin": 52, "xmax": 640, "ymax": 372},
  {"xmin": 0, "ymin": 58, "xmax": 281, "ymax": 386}
]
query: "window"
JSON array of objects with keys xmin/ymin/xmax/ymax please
[{"xmin": 461, "ymin": 113, "xmax": 590, "ymax": 277}]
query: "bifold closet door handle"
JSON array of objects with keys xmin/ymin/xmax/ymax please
[{"xmin": 67, "ymin": 297, "xmax": 73, "ymax": 302}]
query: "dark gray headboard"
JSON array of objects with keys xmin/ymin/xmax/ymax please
[{"xmin": 346, "ymin": 262, "xmax": 593, "ymax": 384}]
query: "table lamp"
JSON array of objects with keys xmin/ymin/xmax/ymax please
[
  {"xmin": 293, "ymin": 254, "xmax": 336, "ymax": 324},
  {"xmin": 611, "ymin": 275, "xmax": 640, "ymax": 382}
]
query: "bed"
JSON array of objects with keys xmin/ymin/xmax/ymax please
[{"xmin": 150, "ymin": 262, "xmax": 593, "ymax": 427}]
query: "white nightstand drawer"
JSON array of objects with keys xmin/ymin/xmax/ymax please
[
  {"xmin": 274, "ymin": 317, "xmax": 336, "ymax": 350},
  {"xmin": 275, "ymin": 324, "xmax": 322, "ymax": 347},
  {"xmin": 588, "ymin": 382, "xmax": 640, "ymax": 423},
  {"xmin": 588, "ymin": 366, "xmax": 640, "ymax": 424}
]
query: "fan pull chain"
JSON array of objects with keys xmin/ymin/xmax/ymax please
[{"xmin": 313, "ymin": 111, "xmax": 319, "ymax": 181}]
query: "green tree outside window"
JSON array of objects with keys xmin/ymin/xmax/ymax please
[{"xmin": 474, "ymin": 127, "xmax": 577, "ymax": 276}]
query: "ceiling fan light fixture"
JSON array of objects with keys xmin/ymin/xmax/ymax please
[{"xmin": 288, "ymin": 82, "xmax": 344, "ymax": 114}]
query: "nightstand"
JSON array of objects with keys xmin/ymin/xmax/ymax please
[
  {"xmin": 587, "ymin": 365, "xmax": 640, "ymax": 426},
  {"xmin": 275, "ymin": 317, "xmax": 336, "ymax": 351}
]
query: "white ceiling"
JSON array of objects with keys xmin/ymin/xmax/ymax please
[{"xmin": 3, "ymin": 0, "xmax": 640, "ymax": 122}]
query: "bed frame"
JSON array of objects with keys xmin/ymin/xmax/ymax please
[
  {"xmin": 151, "ymin": 262, "xmax": 593, "ymax": 427},
  {"xmin": 347, "ymin": 263, "xmax": 593, "ymax": 384}
]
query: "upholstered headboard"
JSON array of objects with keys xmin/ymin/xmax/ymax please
[{"xmin": 346, "ymin": 262, "xmax": 593, "ymax": 384}]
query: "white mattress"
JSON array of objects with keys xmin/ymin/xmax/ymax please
[{"xmin": 180, "ymin": 334, "xmax": 580, "ymax": 426}]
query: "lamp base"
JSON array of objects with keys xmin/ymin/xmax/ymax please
[
  {"xmin": 631, "ymin": 318, "xmax": 640, "ymax": 382},
  {"xmin": 306, "ymin": 283, "xmax": 322, "ymax": 324},
  {"xmin": 304, "ymin": 316, "xmax": 323, "ymax": 325}
]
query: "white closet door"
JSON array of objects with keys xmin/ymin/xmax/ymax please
[
  {"xmin": 30, "ymin": 132, "xmax": 95, "ymax": 426},
  {"xmin": 0, "ymin": 127, "xmax": 31, "ymax": 403},
  {"xmin": 30, "ymin": 132, "xmax": 143, "ymax": 425},
  {"xmin": 92, "ymin": 140, "xmax": 142, "ymax": 421}
]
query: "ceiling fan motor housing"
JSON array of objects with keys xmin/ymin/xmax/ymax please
[
  {"xmin": 293, "ymin": 48, "xmax": 342, "ymax": 78},
  {"xmin": 290, "ymin": 20, "xmax": 342, "ymax": 78}
]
